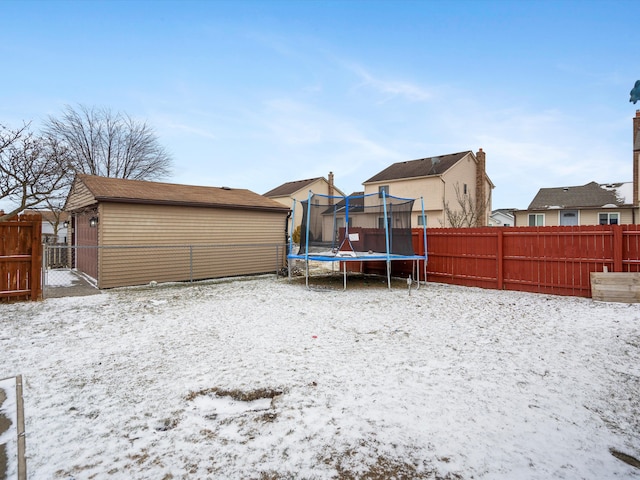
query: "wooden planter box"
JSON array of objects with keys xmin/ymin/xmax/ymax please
[{"xmin": 590, "ymin": 272, "xmax": 640, "ymax": 303}]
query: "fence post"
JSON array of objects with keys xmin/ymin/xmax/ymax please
[
  {"xmin": 613, "ymin": 224, "xmax": 623, "ymax": 272},
  {"xmin": 31, "ymin": 216, "xmax": 42, "ymax": 300},
  {"xmin": 41, "ymin": 244, "xmax": 47, "ymax": 299},
  {"xmin": 497, "ymin": 229, "xmax": 504, "ymax": 290}
]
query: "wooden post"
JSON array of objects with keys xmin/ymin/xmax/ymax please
[
  {"xmin": 30, "ymin": 216, "xmax": 42, "ymax": 300},
  {"xmin": 16, "ymin": 375, "xmax": 26, "ymax": 480},
  {"xmin": 613, "ymin": 224, "xmax": 623, "ymax": 272},
  {"xmin": 497, "ymin": 229, "xmax": 504, "ymax": 290}
]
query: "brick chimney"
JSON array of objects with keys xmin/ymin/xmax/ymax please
[
  {"xmin": 475, "ymin": 148, "xmax": 487, "ymax": 226},
  {"xmin": 328, "ymin": 171, "xmax": 335, "ymax": 205},
  {"xmin": 634, "ymin": 110, "xmax": 640, "ymax": 206}
]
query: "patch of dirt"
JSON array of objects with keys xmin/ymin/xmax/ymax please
[
  {"xmin": 258, "ymin": 455, "xmax": 462, "ymax": 480},
  {"xmin": 0, "ymin": 415, "xmax": 11, "ymax": 435},
  {"xmin": 186, "ymin": 387, "xmax": 283, "ymax": 402}
]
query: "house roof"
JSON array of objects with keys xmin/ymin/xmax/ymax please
[
  {"xmin": 321, "ymin": 192, "xmax": 365, "ymax": 215},
  {"xmin": 363, "ymin": 151, "xmax": 471, "ymax": 184},
  {"xmin": 491, "ymin": 208, "xmax": 516, "ymax": 215},
  {"xmin": 25, "ymin": 210, "xmax": 70, "ymax": 223},
  {"xmin": 263, "ymin": 177, "xmax": 323, "ymax": 197},
  {"xmin": 527, "ymin": 181, "xmax": 633, "ymax": 210},
  {"xmin": 71, "ymin": 175, "xmax": 290, "ymax": 213}
]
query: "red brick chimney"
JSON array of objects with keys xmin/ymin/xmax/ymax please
[
  {"xmin": 475, "ymin": 148, "xmax": 487, "ymax": 226},
  {"xmin": 634, "ymin": 110, "xmax": 640, "ymax": 207},
  {"xmin": 328, "ymin": 171, "xmax": 335, "ymax": 204}
]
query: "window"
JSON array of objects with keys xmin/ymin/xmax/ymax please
[
  {"xmin": 463, "ymin": 183, "xmax": 468, "ymax": 195},
  {"xmin": 378, "ymin": 217, "xmax": 391, "ymax": 229},
  {"xmin": 378, "ymin": 185, "xmax": 389, "ymax": 198},
  {"xmin": 599, "ymin": 212, "xmax": 619, "ymax": 225},
  {"xmin": 417, "ymin": 214, "xmax": 427, "ymax": 226},
  {"xmin": 528, "ymin": 214, "xmax": 544, "ymax": 226}
]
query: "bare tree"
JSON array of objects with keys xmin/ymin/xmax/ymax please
[
  {"xmin": 45, "ymin": 104, "xmax": 173, "ymax": 181},
  {"xmin": 37, "ymin": 187, "xmax": 71, "ymax": 241},
  {"xmin": 0, "ymin": 123, "xmax": 70, "ymax": 221},
  {"xmin": 441, "ymin": 182, "xmax": 491, "ymax": 228}
]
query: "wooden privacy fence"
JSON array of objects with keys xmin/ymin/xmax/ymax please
[
  {"xmin": 0, "ymin": 213, "xmax": 42, "ymax": 301},
  {"xmin": 362, "ymin": 225, "xmax": 640, "ymax": 298}
]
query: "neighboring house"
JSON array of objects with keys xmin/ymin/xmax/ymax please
[
  {"xmin": 25, "ymin": 209, "xmax": 69, "ymax": 243},
  {"xmin": 264, "ymin": 172, "xmax": 345, "ymax": 231},
  {"xmin": 489, "ymin": 208, "xmax": 515, "ymax": 227},
  {"xmin": 362, "ymin": 149, "xmax": 494, "ymax": 228},
  {"xmin": 64, "ymin": 175, "xmax": 290, "ymax": 288},
  {"xmin": 514, "ymin": 182, "xmax": 635, "ymax": 226},
  {"xmin": 515, "ymin": 110, "xmax": 640, "ymax": 226}
]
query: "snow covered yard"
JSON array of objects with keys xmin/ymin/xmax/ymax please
[{"xmin": 1, "ymin": 275, "xmax": 640, "ymax": 479}]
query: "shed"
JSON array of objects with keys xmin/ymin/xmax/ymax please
[{"xmin": 64, "ymin": 175, "xmax": 290, "ymax": 288}]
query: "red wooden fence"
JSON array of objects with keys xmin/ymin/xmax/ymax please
[
  {"xmin": 0, "ymin": 213, "xmax": 42, "ymax": 301},
  {"xmin": 363, "ymin": 225, "xmax": 640, "ymax": 298}
]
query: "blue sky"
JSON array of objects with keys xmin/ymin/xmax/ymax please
[{"xmin": 1, "ymin": 0, "xmax": 637, "ymax": 210}]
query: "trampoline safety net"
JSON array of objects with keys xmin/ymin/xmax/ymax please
[{"xmin": 297, "ymin": 192, "xmax": 416, "ymax": 257}]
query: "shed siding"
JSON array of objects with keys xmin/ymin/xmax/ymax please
[
  {"xmin": 97, "ymin": 202, "xmax": 287, "ymax": 288},
  {"xmin": 66, "ymin": 181, "xmax": 97, "ymax": 211}
]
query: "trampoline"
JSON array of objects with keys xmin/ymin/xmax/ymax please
[{"xmin": 287, "ymin": 191, "xmax": 428, "ymax": 289}]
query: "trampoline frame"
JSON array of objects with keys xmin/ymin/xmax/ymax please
[{"xmin": 287, "ymin": 190, "xmax": 428, "ymax": 290}]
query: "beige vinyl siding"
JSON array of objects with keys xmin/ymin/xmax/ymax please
[
  {"xmin": 364, "ymin": 177, "xmax": 445, "ymax": 228},
  {"xmin": 273, "ymin": 178, "xmax": 334, "ymax": 231},
  {"xmin": 441, "ymin": 156, "xmax": 492, "ymax": 227},
  {"xmin": 65, "ymin": 181, "xmax": 97, "ymax": 211},
  {"xmin": 515, "ymin": 208, "xmax": 637, "ymax": 226},
  {"xmin": 362, "ymin": 152, "xmax": 492, "ymax": 228},
  {"xmin": 578, "ymin": 209, "xmax": 634, "ymax": 225},
  {"xmin": 514, "ymin": 210, "xmax": 551, "ymax": 226},
  {"xmin": 97, "ymin": 202, "xmax": 287, "ymax": 288}
]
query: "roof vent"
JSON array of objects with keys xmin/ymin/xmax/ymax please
[
  {"xmin": 562, "ymin": 187, "xmax": 569, "ymax": 192},
  {"xmin": 221, "ymin": 186, "xmax": 231, "ymax": 190}
]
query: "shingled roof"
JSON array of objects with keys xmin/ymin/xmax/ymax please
[
  {"xmin": 364, "ymin": 151, "xmax": 470, "ymax": 183},
  {"xmin": 263, "ymin": 177, "xmax": 323, "ymax": 197},
  {"xmin": 527, "ymin": 181, "xmax": 633, "ymax": 210},
  {"xmin": 70, "ymin": 175, "xmax": 289, "ymax": 212}
]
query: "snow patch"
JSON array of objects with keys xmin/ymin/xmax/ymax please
[{"xmin": 1, "ymin": 277, "xmax": 639, "ymax": 479}]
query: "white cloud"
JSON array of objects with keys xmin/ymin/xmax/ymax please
[{"xmin": 346, "ymin": 63, "xmax": 432, "ymax": 102}]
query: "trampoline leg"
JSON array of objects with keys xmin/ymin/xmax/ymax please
[
  {"xmin": 305, "ymin": 259, "xmax": 310, "ymax": 289},
  {"xmin": 343, "ymin": 261, "xmax": 347, "ymax": 291},
  {"xmin": 386, "ymin": 260, "xmax": 391, "ymax": 290}
]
